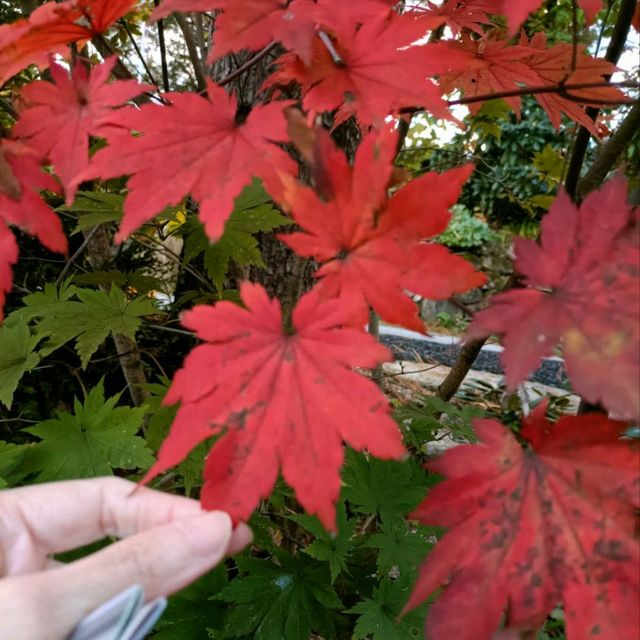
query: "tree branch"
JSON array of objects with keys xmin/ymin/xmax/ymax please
[
  {"xmin": 154, "ymin": 0, "xmax": 170, "ymax": 92},
  {"xmin": 564, "ymin": 0, "xmax": 637, "ymax": 200},
  {"xmin": 445, "ymin": 80, "xmax": 637, "ymax": 108},
  {"xmin": 218, "ymin": 42, "xmax": 277, "ymax": 87},
  {"xmin": 577, "ymin": 103, "xmax": 640, "ymax": 198},
  {"xmin": 175, "ymin": 13, "xmax": 207, "ymax": 91},
  {"xmin": 436, "ymin": 336, "xmax": 487, "ymax": 401}
]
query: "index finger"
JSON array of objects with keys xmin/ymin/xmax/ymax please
[{"xmin": 0, "ymin": 477, "xmax": 205, "ymax": 557}]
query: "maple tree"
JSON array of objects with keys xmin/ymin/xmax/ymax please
[{"xmin": 0, "ymin": 0, "xmax": 638, "ymax": 639}]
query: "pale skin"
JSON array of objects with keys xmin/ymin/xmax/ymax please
[{"xmin": 0, "ymin": 476, "xmax": 252, "ymax": 640}]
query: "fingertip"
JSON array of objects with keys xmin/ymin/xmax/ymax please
[
  {"xmin": 182, "ymin": 511, "xmax": 233, "ymax": 557},
  {"xmin": 227, "ymin": 522, "xmax": 253, "ymax": 555}
]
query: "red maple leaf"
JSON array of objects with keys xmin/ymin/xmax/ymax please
[
  {"xmin": 74, "ymin": 81, "xmax": 294, "ymax": 242},
  {"xmin": 438, "ymin": 34, "xmax": 541, "ymax": 117},
  {"xmin": 0, "ymin": 0, "xmax": 136, "ymax": 86},
  {"xmin": 273, "ymin": 121, "xmax": 485, "ymax": 331},
  {"xmin": 405, "ymin": 406, "xmax": 639, "ymax": 640},
  {"xmin": 469, "ymin": 177, "xmax": 640, "ymax": 421},
  {"xmin": 266, "ymin": 10, "xmax": 477, "ymax": 127},
  {"xmin": 523, "ymin": 32, "xmax": 624, "ymax": 137},
  {"xmin": 501, "ymin": 0, "xmax": 602, "ymax": 33},
  {"xmin": 439, "ymin": 33, "xmax": 624, "ymax": 133},
  {"xmin": 13, "ymin": 58, "xmax": 148, "ymax": 205},
  {"xmin": 0, "ymin": 140, "xmax": 66, "ymax": 320},
  {"xmin": 420, "ymin": 0, "xmax": 502, "ymax": 34},
  {"xmin": 143, "ymin": 282, "xmax": 405, "ymax": 530}
]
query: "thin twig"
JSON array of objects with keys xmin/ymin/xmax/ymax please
[
  {"xmin": 119, "ymin": 19, "xmax": 159, "ymax": 87},
  {"xmin": 132, "ymin": 232, "xmax": 215, "ymax": 292},
  {"xmin": 145, "ymin": 323, "xmax": 195, "ymax": 337},
  {"xmin": 218, "ymin": 42, "xmax": 277, "ymax": 87},
  {"xmin": 55, "ymin": 225, "xmax": 101, "ymax": 285},
  {"xmin": 154, "ymin": 0, "xmax": 170, "ymax": 92},
  {"xmin": 444, "ymin": 80, "xmax": 637, "ymax": 108}
]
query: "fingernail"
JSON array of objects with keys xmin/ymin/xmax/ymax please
[{"xmin": 183, "ymin": 511, "xmax": 232, "ymax": 556}]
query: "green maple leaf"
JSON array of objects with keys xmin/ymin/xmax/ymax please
[
  {"xmin": 21, "ymin": 381, "xmax": 153, "ymax": 481},
  {"xmin": 57, "ymin": 191, "xmax": 125, "ymax": 233},
  {"xmin": 10, "ymin": 283, "xmax": 157, "ymax": 367},
  {"xmin": 154, "ymin": 567, "xmax": 227, "ymax": 639},
  {"xmin": 349, "ymin": 578, "xmax": 426, "ymax": 640},
  {"xmin": 0, "ymin": 323, "xmax": 41, "ymax": 408},
  {"xmin": 365, "ymin": 520, "xmax": 435, "ymax": 580},
  {"xmin": 0, "ymin": 441, "xmax": 30, "ymax": 488},
  {"xmin": 289, "ymin": 502, "xmax": 358, "ymax": 583},
  {"xmin": 217, "ymin": 552, "xmax": 343, "ymax": 640},
  {"xmin": 342, "ymin": 450, "xmax": 430, "ymax": 524},
  {"xmin": 183, "ymin": 180, "xmax": 291, "ymax": 289}
]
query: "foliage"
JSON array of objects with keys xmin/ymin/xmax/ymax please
[
  {"xmin": 20, "ymin": 380, "xmax": 153, "ymax": 482},
  {"xmin": 436, "ymin": 204, "xmax": 496, "ymax": 249},
  {"xmin": 0, "ymin": 2, "xmax": 638, "ymax": 640}
]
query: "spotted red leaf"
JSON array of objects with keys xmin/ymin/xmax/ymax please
[
  {"xmin": 265, "ymin": 10, "xmax": 477, "ymax": 127},
  {"xmin": 405, "ymin": 406, "xmax": 639, "ymax": 640},
  {"xmin": 0, "ymin": 140, "xmax": 66, "ymax": 320},
  {"xmin": 469, "ymin": 177, "xmax": 640, "ymax": 421},
  {"xmin": 74, "ymin": 81, "xmax": 293, "ymax": 242},
  {"xmin": 0, "ymin": 0, "xmax": 136, "ymax": 86},
  {"xmin": 273, "ymin": 122, "xmax": 485, "ymax": 331},
  {"xmin": 143, "ymin": 282, "xmax": 404, "ymax": 530},
  {"xmin": 501, "ymin": 0, "xmax": 602, "ymax": 33},
  {"xmin": 13, "ymin": 58, "xmax": 148, "ymax": 205}
]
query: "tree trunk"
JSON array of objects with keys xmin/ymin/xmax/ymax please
[{"xmin": 211, "ymin": 48, "xmax": 318, "ymax": 314}]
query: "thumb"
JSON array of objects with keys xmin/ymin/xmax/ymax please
[{"xmin": 0, "ymin": 511, "xmax": 240, "ymax": 640}]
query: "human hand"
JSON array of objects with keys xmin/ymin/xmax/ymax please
[{"xmin": 0, "ymin": 477, "xmax": 252, "ymax": 640}]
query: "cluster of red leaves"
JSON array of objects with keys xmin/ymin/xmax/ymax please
[
  {"xmin": 470, "ymin": 178, "xmax": 640, "ymax": 422},
  {"xmin": 1, "ymin": 2, "xmax": 639, "ymax": 638},
  {"xmin": 0, "ymin": 0, "xmax": 136, "ymax": 86},
  {"xmin": 405, "ymin": 404, "xmax": 639, "ymax": 640},
  {"xmin": 438, "ymin": 31, "xmax": 624, "ymax": 137}
]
